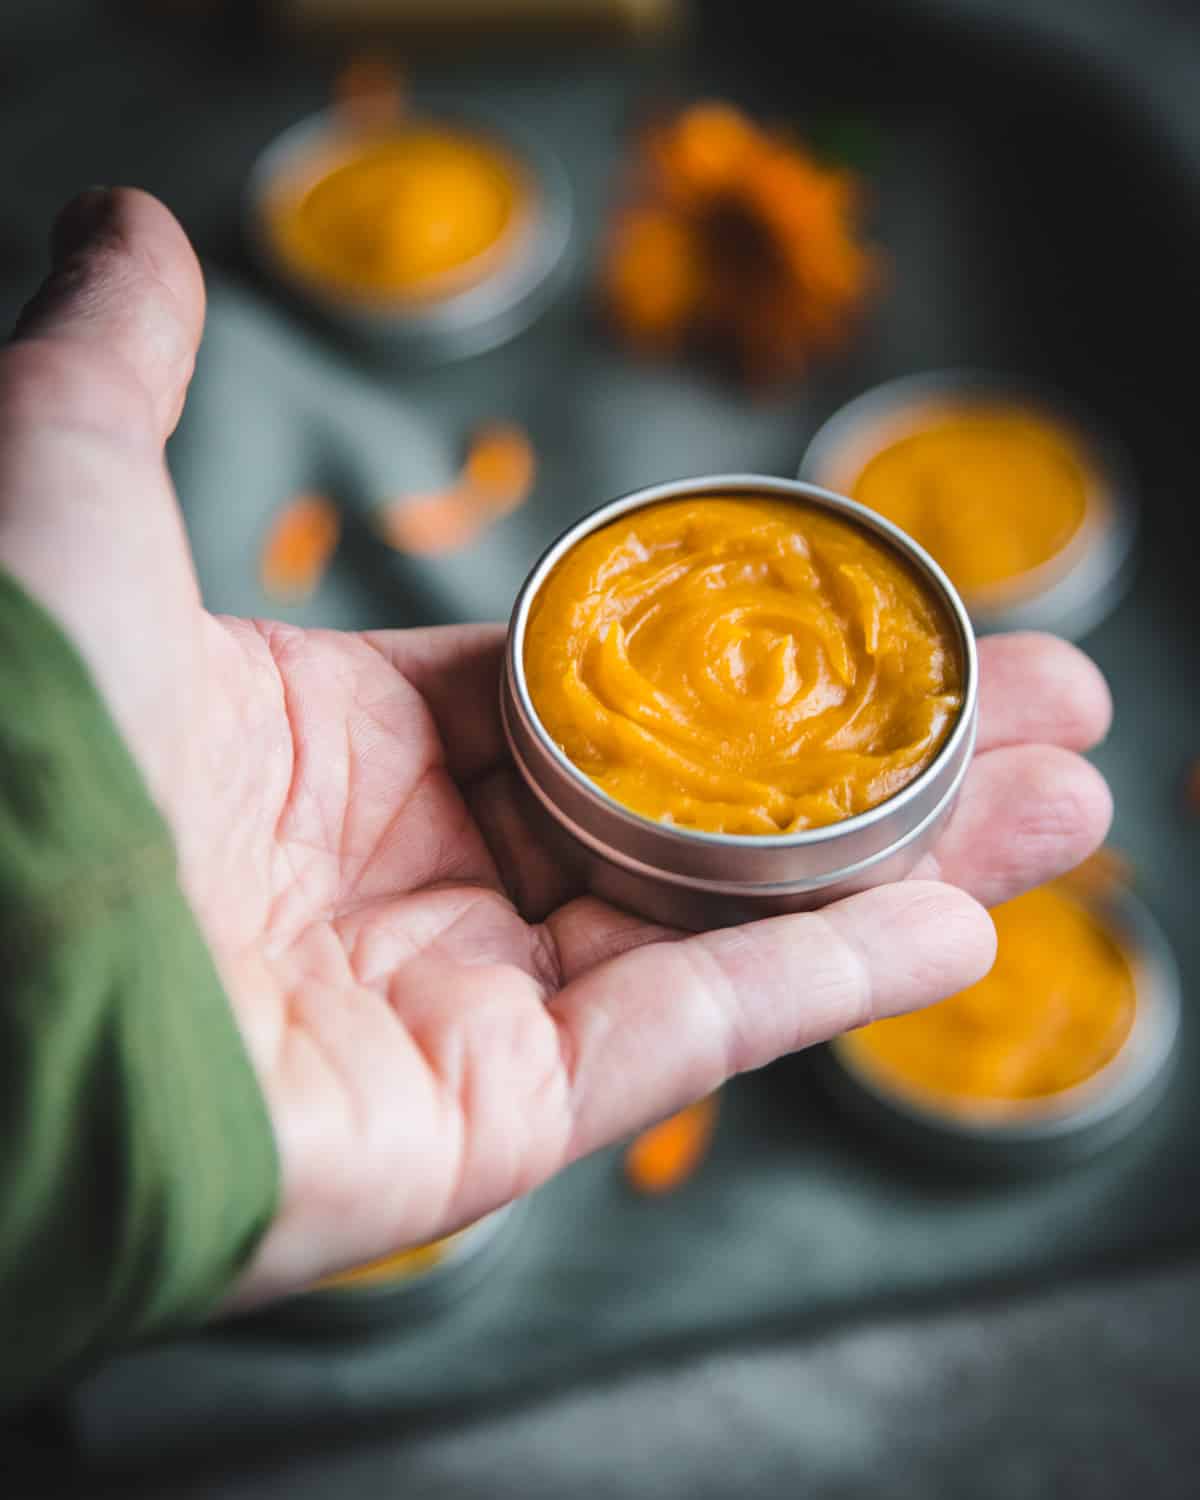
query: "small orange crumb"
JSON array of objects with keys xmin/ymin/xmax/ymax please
[
  {"xmin": 260, "ymin": 492, "xmax": 341, "ymax": 602},
  {"xmin": 462, "ymin": 422, "xmax": 537, "ymax": 517},
  {"xmin": 378, "ymin": 488, "xmax": 483, "ymax": 555},
  {"xmin": 624, "ymin": 1095, "xmax": 718, "ymax": 1195},
  {"xmin": 1186, "ymin": 760, "xmax": 1200, "ymax": 815},
  {"xmin": 332, "ymin": 55, "xmax": 405, "ymax": 128}
]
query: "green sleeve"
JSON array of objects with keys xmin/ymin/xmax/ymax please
[{"xmin": 0, "ymin": 570, "xmax": 279, "ymax": 1405}]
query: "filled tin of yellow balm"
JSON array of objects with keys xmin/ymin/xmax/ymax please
[
  {"xmin": 828, "ymin": 880, "xmax": 1180, "ymax": 1170},
  {"xmin": 266, "ymin": 1204, "xmax": 522, "ymax": 1335},
  {"xmin": 248, "ymin": 110, "xmax": 571, "ymax": 361},
  {"xmin": 801, "ymin": 373, "xmax": 1137, "ymax": 640},
  {"xmin": 502, "ymin": 475, "xmax": 978, "ymax": 929}
]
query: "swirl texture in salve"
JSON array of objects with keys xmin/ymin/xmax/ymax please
[{"xmin": 524, "ymin": 496, "xmax": 963, "ymax": 836}]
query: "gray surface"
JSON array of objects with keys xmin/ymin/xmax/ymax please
[
  {"xmin": 3, "ymin": 1, "xmax": 1200, "ymax": 1496},
  {"xmin": 111, "ymin": 1259, "xmax": 1200, "ymax": 1500}
]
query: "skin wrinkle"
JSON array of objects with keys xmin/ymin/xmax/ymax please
[
  {"xmin": 815, "ymin": 908, "xmax": 878, "ymax": 1032},
  {"xmin": 678, "ymin": 937, "xmax": 748, "ymax": 1085}
]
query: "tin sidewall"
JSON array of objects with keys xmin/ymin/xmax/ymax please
[{"xmin": 502, "ymin": 474, "xmax": 979, "ymax": 922}]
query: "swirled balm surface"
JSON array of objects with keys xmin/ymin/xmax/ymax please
[
  {"xmin": 524, "ymin": 496, "xmax": 963, "ymax": 835},
  {"xmin": 850, "ymin": 407, "xmax": 1092, "ymax": 598}
]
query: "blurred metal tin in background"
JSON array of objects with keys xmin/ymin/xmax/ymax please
[
  {"xmin": 799, "ymin": 371, "xmax": 1138, "ymax": 641},
  {"xmin": 246, "ymin": 108, "xmax": 572, "ymax": 365},
  {"xmin": 501, "ymin": 474, "xmax": 979, "ymax": 930},
  {"xmin": 823, "ymin": 885, "xmax": 1181, "ymax": 1173},
  {"xmin": 258, "ymin": 1202, "xmax": 523, "ymax": 1338}
]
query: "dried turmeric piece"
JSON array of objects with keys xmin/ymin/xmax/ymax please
[
  {"xmin": 260, "ymin": 492, "xmax": 341, "ymax": 602},
  {"xmin": 624, "ymin": 1095, "xmax": 718, "ymax": 1195},
  {"xmin": 378, "ymin": 488, "xmax": 484, "ymax": 555},
  {"xmin": 462, "ymin": 422, "xmax": 537, "ymax": 517}
]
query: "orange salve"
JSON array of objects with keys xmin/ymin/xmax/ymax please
[
  {"xmin": 266, "ymin": 124, "xmax": 527, "ymax": 305},
  {"xmin": 315, "ymin": 1237, "xmax": 452, "ymax": 1291},
  {"xmin": 524, "ymin": 495, "xmax": 963, "ymax": 836},
  {"xmin": 849, "ymin": 406, "xmax": 1093, "ymax": 598},
  {"xmin": 840, "ymin": 882, "xmax": 1137, "ymax": 1112}
]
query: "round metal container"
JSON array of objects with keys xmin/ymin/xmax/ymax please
[
  {"xmin": 260, "ymin": 1202, "xmax": 523, "ymax": 1337},
  {"xmin": 799, "ymin": 372, "xmax": 1138, "ymax": 641},
  {"xmin": 501, "ymin": 474, "xmax": 979, "ymax": 930},
  {"xmin": 824, "ymin": 885, "xmax": 1181, "ymax": 1172},
  {"xmin": 246, "ymin": 108, "xmax": 573, "ymax": 364}
]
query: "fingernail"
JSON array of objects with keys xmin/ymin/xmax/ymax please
[{"xmin": 51, "ymin": 187, "xmax": 113, "ymax": 264}]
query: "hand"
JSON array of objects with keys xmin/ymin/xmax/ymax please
[{"xmin": 0, "ymin": 190, "xmax": 1113, "ymax": 1307}]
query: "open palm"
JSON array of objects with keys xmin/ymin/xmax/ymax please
[{"xmin": 0, "ymin": 191, "xmax": 1113, "ymax": 1307}]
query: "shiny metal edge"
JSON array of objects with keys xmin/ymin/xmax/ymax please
[
  {"xmin": 799, "ymin": 370, "xmax": 1139, "ymax": 643},
  {"xmin": 824, "ymin": 885, "xmax": 1182, "ymax": 1166},
  {"xmin": 501, "ymin": 474, "xmax": 979, "ymax": 909}
]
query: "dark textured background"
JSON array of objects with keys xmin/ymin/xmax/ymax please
[{"xmin": 2, "ymin": 1, "xmax": 1199, "ymax": 1495}]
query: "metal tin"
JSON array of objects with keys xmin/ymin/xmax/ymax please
[
  {"xmin": 501, "ymin": 474, "xmax": 979, "ymax": 930},
  {"xmin": 245, "ymin": 108, "xmax": 573, "ymax": 364},
  {"xmin": 260, "ymin": 1202, "xmax": 523, "ymax": 1337},
  {"xmin": 824, "ymin": 886, "xmax": 1181, "ymax": 1172},
  {"xmin": 799, "ymin": 372, "xmax": 1138, "ymax": 641}
]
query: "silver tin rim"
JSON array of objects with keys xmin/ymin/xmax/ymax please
[
  {"xmin": 502, "ymin": 474, "xmax": 979, "ymax": 908},
  {"xmin": 799, "ymin": 371, "xmax": 1138, "ymax": 641},
  {"xmin": 261, "ymin": 1201, "xmax": 524, "ymax": 1335},
  {"xmin": 245, "ymin": 107, "xmax": 573, "ymax": 363},
  {"xmin": 825, "ymin": 884, "xmax": 1181, "ymax": 1168}
]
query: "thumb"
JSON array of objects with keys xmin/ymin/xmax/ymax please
[
  {"xmin": 13, "ymin": 186, "xmax": 206, "ymax": 443},
  {"xmin": 0, "ymin": 190, "xmax": 208, "ymax": 811},
  {"xmin": 12, "ymin": 187, "xmax": 204, "ymax": 444}
]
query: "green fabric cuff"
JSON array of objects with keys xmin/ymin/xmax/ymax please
[{"xmin": 0, "ymin": 569, "xmax": 279, "ymax": 1404}]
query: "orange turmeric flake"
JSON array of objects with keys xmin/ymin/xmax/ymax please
[
  {"xmin": 462, "ymin": 422, "xmax": 537, "ymax": 517},
  {"xmin": 625, "ymin": 1094, "xmax": 718, "ymax": 1195},
  {"xmin": 377, "ymin": 487, "xmax": 483, "ymax": 555},
  {"xmin": 260, "ymin": 491, "xmax": 341, "ymax": 602}
]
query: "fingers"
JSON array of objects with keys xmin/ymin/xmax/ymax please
[
  {"xmin": 11, "ymin": 187, "xmax": 205, "ymax": 445},
  {"xmin": 363, "ymin": 624, "xmax": 506, "ymax": 783},
  {"xmin": 551, "ymin": 882, "xmax": 996, "ymax": 1162},
  {"xmin": 976, "ymin": 632, "xmax": 1111, "ymax": 753},
  {"xmin": 914, "ymin": 743, "xmax": 1113, "ymax": 907}
]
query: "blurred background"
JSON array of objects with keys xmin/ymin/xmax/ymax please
[{"xmin": 4, "ymin": 0, "xmax": 1200, "ymax": 1496}]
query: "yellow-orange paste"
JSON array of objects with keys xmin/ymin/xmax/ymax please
[
  {"xmin": 524, "ymin": 496, "xmax": 962, "ymax": 835},
  {"xmin": 849, "ymin": 406, "xmax": 1093, "ymax": 598},
  {"xmin": 840, "ymin": 883, "xmax": 1136, "ymax": 1110},
  {"xmin": 267, "ymin": 125, "xmax": 526, "ymax": 304},
  {"xmin": 316, "ymin": 1236, "xmax": 453, "ymax": 1291}
]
